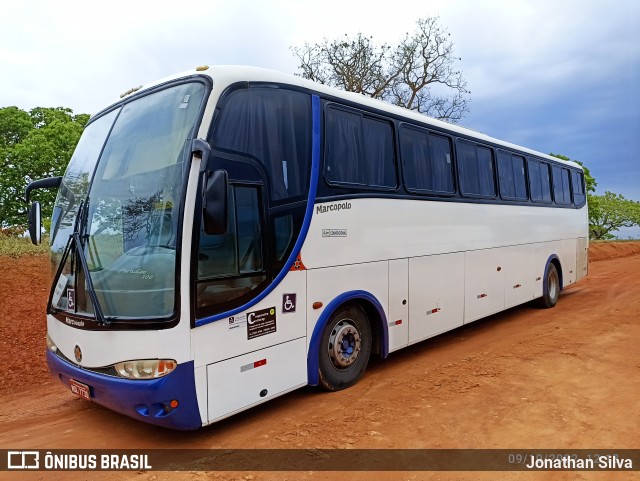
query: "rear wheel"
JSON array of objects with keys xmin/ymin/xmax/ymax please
[
  {"xmin": 539, "ymin": 262, "xmax": 560, "ymax": 308},
  {"xmin": 318, "ymin": 304, "xmax": 372, "ymax": 391}
]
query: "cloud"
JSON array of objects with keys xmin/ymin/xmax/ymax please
[{"xmin": 1, "ymin": 0, "xmax": 638, "ymax": 202}]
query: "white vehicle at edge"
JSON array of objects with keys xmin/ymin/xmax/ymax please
[{"xmin": 26, "ymin": 65, "xmax": 588, "ymax": 429}]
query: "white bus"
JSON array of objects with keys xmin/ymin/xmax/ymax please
[{"xmin": 26, "ymin": 66, "xmax": 588, "ymax": 429}]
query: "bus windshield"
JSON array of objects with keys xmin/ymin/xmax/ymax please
[{"xmin": 50, "ymin": 81, "xmax": 206, "ymax": 321}]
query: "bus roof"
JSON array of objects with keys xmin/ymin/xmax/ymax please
[{"xmin": 116, "ymin": 65, "xmax": 582, "ymax": 171}]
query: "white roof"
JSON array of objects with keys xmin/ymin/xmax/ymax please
[{"xmin": 118, "ymin": 65, "xmax": 581, "ymax": 170}]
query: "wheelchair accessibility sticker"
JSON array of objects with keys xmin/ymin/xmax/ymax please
[{"xmin": 282, "ymin": 293, "xmax": 296, "ymax": 313}]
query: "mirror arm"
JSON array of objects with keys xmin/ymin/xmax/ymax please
[
  {"xmin": 192, "ymin": 138, "xmax": 212, "ymax": 173},
  {"xmin": 25, "ymin": 176, "xmax": 62, "ymax": 204}
]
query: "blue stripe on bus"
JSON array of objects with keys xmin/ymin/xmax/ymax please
[
  {"xmin": 306, "ymin": 290, "xmax": 389, "ymax": 386},
  {"xmin": 194, "ymin": 94, "xmax": 321, "ymax": 328},
  {"xmin": 46, "ymin": 350, "xmax": 202, "ymax": 430}
]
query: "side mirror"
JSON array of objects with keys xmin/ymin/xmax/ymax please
[
  {"xmin": 202, "ymin": 170, "xmax": 228, "ymax": 235},
  {"xmin": 28, "ymin": 202, "xmax": 42, "ymax": 245}
]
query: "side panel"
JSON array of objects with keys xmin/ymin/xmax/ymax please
[
  {"xmin": 557, "ymin": 238, "xmax": 578, "ymax": 287},
  {"xmin": 306, "ymin": 261, "xmax": 389, "ymax": 353},
  {"xmin": 576, "ymin": 237, "xmax": 588, "ymax": 281},
  {"xmin": 388, "ymin": 259, "xmax": 409, "ymax": 352},
  {"xmin": 192, "ymin": 271, "xmax": 307, "ymax": 368},
  {"xmin": 192, "ymin": 272, "xmax": 308, "ymax": 425},
  {"xmin": 464, "ymin": 249, "xmax": 505, "ymax": 323},
  {"xmin": 503, "ymin": 245, "xmax": 536, "ymax": 308},
  {"xmin": 207, "ymin": 337, "xmax": 307, "ymax": 422},
  {"xmin": 408, "ymin": 252, "xmax": 465, "ymax": 343}
]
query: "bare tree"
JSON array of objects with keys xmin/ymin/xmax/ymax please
[{"xmin": 291, "ymin": 17, "xmax": 470, "ymax": 123}]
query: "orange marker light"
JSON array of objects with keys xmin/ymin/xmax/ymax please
[{"xmin": 169, "ymin": 400, "xmax": 179, "ymax": 409}]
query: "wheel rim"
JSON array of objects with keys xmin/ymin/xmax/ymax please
[
  {"xmin": 548, "ymin": 268, "xmax": 559, "ymax": 300},
  {"xmin": 328, "ymin": 319, "xmax": 362, "ymax": 369}
]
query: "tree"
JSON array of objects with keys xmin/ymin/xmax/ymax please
[
  {"xmin": 550, "ymin": 154, "xmax": 640, "ymax": 240},
  {"xmin": 588, "ymin": 192, "xmax": 640, "ymax": 240},
  {"xmin": 291, "ymin": 17, "xmax": 470, "ymax": 123},
  {"xmin": 0, "ymin": 106, "xmax": 89, "ymax": 231},
  {"xmin": 549, "ymin": 153, "xmax": 596, "ymax": 193}
]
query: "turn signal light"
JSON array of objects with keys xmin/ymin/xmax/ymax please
[{"xmin": 46, "ymin": 333, "xmax": 58, "ymax": 353}]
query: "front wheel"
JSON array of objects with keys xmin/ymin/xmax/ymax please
[
  {"xmin": 318, "ymin": 304, "xmax": 372, "ymax": 391},
  {"xmin": 538, "ymin": 262, "xmax": 560, "ymax": 308}
]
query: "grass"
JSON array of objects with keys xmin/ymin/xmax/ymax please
[{"xmin": 0, "ymin": 233, "xmax": 50, "ymax": 257}]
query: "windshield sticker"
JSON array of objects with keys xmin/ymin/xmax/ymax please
[
  {"xmin": 67, "ymin": 289, "xmax": 76, "ymax": 311},
  {"xmin": 52, "ymin": 274, "xmax": 68, "ymax": 306},
  {"xmin": 247, "ymin": 307, "xmax": 277, "ymax": 340},
  {"xmin": 179, "ymin": 94, "xmax": 191, "ymax": 109}
]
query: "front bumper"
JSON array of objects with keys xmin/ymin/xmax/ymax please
[{"xmin": 46, "ymin": 350, "xmax": 202, "ymax": 430}]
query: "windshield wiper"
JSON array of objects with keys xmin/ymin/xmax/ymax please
[{"xmin": 48, "ymin": 198, "xmax": 111, "ymax": 327}]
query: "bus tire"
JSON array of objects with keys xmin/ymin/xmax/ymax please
[
  {"xmin": 318, "ymin": 303, "xmax": 372, "ymax": 391},
  {"xmin": 539, "ymin": 262, "xmax": 560, "ymax": 308}
]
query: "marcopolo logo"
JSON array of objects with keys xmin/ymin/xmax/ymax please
[{"xmin": 316, "ymin": 202, "xmax": 351, "ymax": 214}]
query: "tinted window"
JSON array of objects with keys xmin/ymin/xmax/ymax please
[
  {"xmin": 196, "ymin": 185, "xmax": 267, "ymax": 317},
  {"xmin": 529, "ymin": 159, "xmax": 552, "ymax": 202},
  {"xmin": 325, "ymin": 107, "xmax": 396, "ymax": 188},
  {"xmin": 552, "ymin": 166, "xmax": 571, "ymax": 205},
  {"xmin": 572, "ymin": 170, "xmax": 586, "ymax": 206},
  {"xmin": 363, "ymin": 117, "xmax": 396, "ymax": 187},
  {"xmin": 213, "ymin": 88, "xmax": 311, "ymax": 202},
  {"xmin": 497, "ymin": 152, "xmax": 527, "ymax": 200},
  {"xmin": 457, "ymin": 141, "xmax": 496, "ymax": 197},
  {"xmin": 401, "ymin": 126, "xmax": 454, "ymax": 194}
]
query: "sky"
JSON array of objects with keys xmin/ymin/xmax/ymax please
[{"xmin": 1, "ymin": 0, "xmax": 639, "ymax": 236}]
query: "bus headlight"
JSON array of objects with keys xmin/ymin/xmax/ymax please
[
  {"xmin": 46, "ymin": 333, "xmax": 58, "ymax": 353},
  {"xmin": 114, "ymin": 359, "xmax": 177, "ymax": 379}
]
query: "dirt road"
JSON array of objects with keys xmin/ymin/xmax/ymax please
[{"xmin": 1, "ymin": 243, "xmax": 639, "ymax": 481}]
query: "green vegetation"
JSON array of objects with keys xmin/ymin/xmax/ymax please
[
  {"xmin": 0, "ymin": 106, "xmax": 89, "ymax": 231},
  {"xmin": 550, "ymin": 153, "xmax": 639, "ymax": 240},
  {"xmin": 0, "ymin": 231, "xmax": 49, "ymax": 257},
  {"xmin": 588, "ymin": 191, "xmax": 640, "ymax": 240}
]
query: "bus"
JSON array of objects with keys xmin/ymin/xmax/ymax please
[{"xmin": 26, "ymin": 65, "xmax": 589, "ymax": 430}]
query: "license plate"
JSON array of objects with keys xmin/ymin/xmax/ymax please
[{"xmin": 69, "ymin": 379, "xmax": 91, "ymax": 400}]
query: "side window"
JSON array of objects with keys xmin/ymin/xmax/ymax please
[
  {"xmin": 196, "ymin": 186, "xmax": 267, "ymax": 317},
  {"xmin": 457, "ymin": 140, "xmax": 496, "ymax": 197},
  {"xmin": 552, "ymin": 166, "xmax": 571, "ymax": 205},
  {"xmin": 400, "ymin": 126, "xmax": 454, "ymax": 194},
  {"xmin": 529, "ymin": 159, "xmax": 552, "ymax": 203},
  {"xmin": 325, "ymin": 106, "xmax": 396, "ymax": 188},
  {"xmin": 273, "ymin": 214, "xmax": 293, "ymax": 261},
  {"xmin": 572, "ymin": 170, "xmax": 586, "ymax": 206},
  {"xmin": 497, "ymin": 152, "xmax": 527, "ymax": 200},
  {"xmin": 363, "ymin": 117, "xmax": 396, "ymax": 187},
  {"xmin": 212, "ymin": 88, "xmax": 311, "ymax": 203},
  {"xmin": 562, "ymin": 168, "xmax": 571, "ymax": 204}
]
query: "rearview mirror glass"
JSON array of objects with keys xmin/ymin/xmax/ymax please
[{"xmin": 28, "ymin": 201, "xmax": 42, "ymax": 245}]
